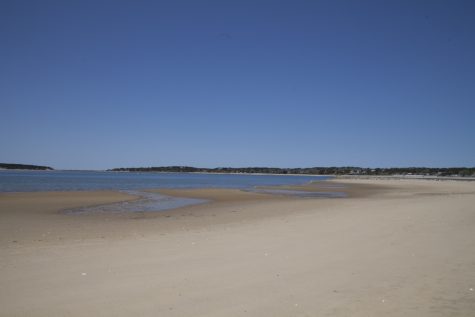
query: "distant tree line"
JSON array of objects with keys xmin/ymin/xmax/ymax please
[
  {"xmin": 0, "ymin": 163, "xmax": 54, "ymax": 170},
  {"xmin": 108, "ymin": 166, "xmax": 475, "ymax": 177}
]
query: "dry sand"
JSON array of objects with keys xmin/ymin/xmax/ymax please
[{"xmin": 1, "ymin": 178, "xmax": 475, "ymax": 316}]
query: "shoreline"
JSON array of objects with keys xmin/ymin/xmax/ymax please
[
  {"xmin": 4, "ymin": 167, "xmax": 474, "ymax": 181},
  {"xmin": 335, "ymin": 174, "xmax": 475, "ymax": 182}
]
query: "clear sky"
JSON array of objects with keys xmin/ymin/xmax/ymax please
[{"xmin": 1, "ymin": 0, "xmax": 474, "ymax": 170}]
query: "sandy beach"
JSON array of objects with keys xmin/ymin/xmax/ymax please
[{"xmin": 1, "ymin": 178, "xmax": 475, "ymax": 316}]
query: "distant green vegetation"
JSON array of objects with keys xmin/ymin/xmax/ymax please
[
  {"xmin": 108, "ymin": 166, "xmax": 475, "ymax": 177},
  {"xmin": 0, "ymin": 163, "xmax": 53, "ymax": 170}
]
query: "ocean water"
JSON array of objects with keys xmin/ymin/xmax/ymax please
[
  {"xmin": 0, "ymin": 170, "xmax": 326, "ymax": 192},
  {"xmin": 0, "ymin": 171, "xmax": 336, "ymax": 213}
]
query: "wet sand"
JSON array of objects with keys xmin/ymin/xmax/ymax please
[{"xmin": 1, "ymin": 179, "xmax": 475, "ymax": 316}]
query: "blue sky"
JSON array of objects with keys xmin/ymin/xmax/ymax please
[{"xmin": 1, "ymin": 0, "xmax": 474, "ymax": 170}]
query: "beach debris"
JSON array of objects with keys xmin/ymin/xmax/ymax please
[
  {"xmin": 381, "ymin": 299, "xmax": 386, "ymax": 303},
  {"xmin": 264, "ymin": 253, "xmax": 269, "ymax": 256},
  {"xmin": 81, "ymin": 272, "xmax": 87, "ymax": 276},
  {"xmin": 191, "ymin": 241, "xmax": 196, "ymax": 245},
  {"xmin": 470, "ymin": 288, "xmax": 474, "ymax": 291},
  {"xmin": 294, "ymin": 303, "xmax": 299, "ymax": 307}
]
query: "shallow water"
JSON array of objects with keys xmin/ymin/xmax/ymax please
[
  {"xmin": 0, "ymin": 170, "xmax": 325, "ymax": 192},
  {"xmin": 1, "ymin": 171, "xmax": 333, "ymax": 213},
  {"xmin": 65, "ymin": 190, "xmax": 207, "ymax": 214},
  {"xmin": 65, "ymin": 188, "xmax": 346, "ymax": 214}
]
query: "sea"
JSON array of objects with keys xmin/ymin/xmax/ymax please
[
  {"xmin": 0, "ymin": 170, "xmax": 325, "ymax": 192},
  {"xmin": 0, "ymin": 171, "xmax": 329, "ymax": 212}
]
